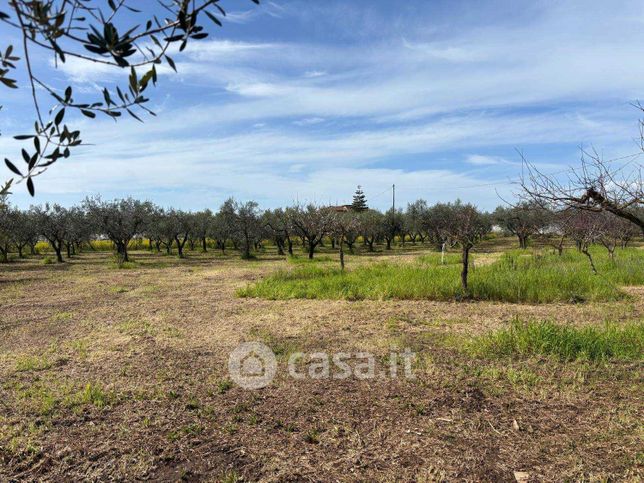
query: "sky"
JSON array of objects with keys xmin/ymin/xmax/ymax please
[{"xmin": 2, "ymin": 0, "xmax": 644, "ymax": 211}]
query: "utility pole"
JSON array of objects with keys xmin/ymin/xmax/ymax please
[{"xmin": 392, "ymin": 184, "xmax": 395, "ymax": 212}]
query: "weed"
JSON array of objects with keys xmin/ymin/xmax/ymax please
[
  {"xmin": 217, "ymin": 379, "xmax": 233, "ymax": 394},
  {"xmin": 304, "ymin": 428, "xmax": 321, "ymax": 444},
  {"xmin": 14, "ymin": 355, "xmax": 52, "ymax": 372},
  {"xmin": 66, "ymin": 383, "xmax": 113, "ymax": 409},
  {"xmin": 52, "ymin": 311, "xmax": 73, "ymax": 321}
]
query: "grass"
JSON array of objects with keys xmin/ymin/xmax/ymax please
[
  {"xmin": 239, "ymin": 248, "xmax": 644, "ymax": 303},
  {"xmin": 14, "ymin": 355, "xmax": 52, "ymax": 372},
  {"xmin": 468, "ymin": 319, "xmax": 644, "ymax": 362}
]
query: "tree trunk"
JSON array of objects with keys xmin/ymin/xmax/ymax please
[
  {"xmin": 287, "ymin": 238, "xmax": 293, "ymax": 256},
  {"xmin": 367, "ymin": 240, "xmax": 374, "ymax": 252},
  {"xmin": 339, "ymin": 241, "xmax": 345, "ymax": 270},
  {"xmin": 116, "ymin": 242, "xmax": 129, "ymax": 263},
  {"xmin": 54, "ymin": 243, "xmax": 63, "ymax": 263},
  {"xmin": 202, "ymin": 237, "xmax": 208, "ymax": 252},
  {"xmin": 386, "ymin": 238, "xmax": 392, "ymax": 250},
  {"xmin": 461, "ymin": 246, "xmax": 471, "ymax": 293},
  {"xmin": 175, "ymin": 237, "xmax": 185, "ymax": 258},
  {"xmin": 276, "ymin": 239, "xmax": 285, "ymax": 256},
  {"xmin": 581, "ymin": 246, "xmax": 597, "ymax": 274},
  {"xmin": 17, "ymin": 245, "xmax": 24, "ymax": 258},
  {"xmin": 30, "ymin": 243, "xmax": 37, "ymax": 255},
  {"xmin": 308, "ymin": 241, "xmax": 316, "ymax": 259},
  {"xmin": 518, "ymin": 235, "xmax": 528, "ymax": 249}
]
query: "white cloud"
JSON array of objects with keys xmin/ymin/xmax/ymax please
[
  {"xmin": 8, "ymin": 0, "xmax": 644, "ymax": 208},
  {"xmin": 304, "ymin": 70, "xmax": 327, "ymax": 78},
  {"xmin": 465, "ymin": 155, "xmax": 514, "ymax": 166},
  {"xmin": 293, "ymin": 117, "xmax": 325, "ymax": 126}
]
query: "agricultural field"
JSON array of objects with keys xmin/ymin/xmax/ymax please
[{"xmin": 1, "ymin": 239, "xmax": 642, "ymax": 481}]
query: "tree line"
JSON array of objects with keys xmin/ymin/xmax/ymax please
[{"xmin": 1, "ymin": 194, "xmax": 641, "ymax": 293}]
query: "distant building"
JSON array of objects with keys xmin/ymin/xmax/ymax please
[{"xmin": 327, "ymin": 204, "xmax": 354, "ymax": 212}]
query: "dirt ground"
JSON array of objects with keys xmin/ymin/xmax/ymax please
[{"xmin": 0, "ymin": 243, "xmax": 642, "ymax": 482}]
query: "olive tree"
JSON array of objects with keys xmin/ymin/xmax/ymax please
[
  {"xmin": 211, "ymin": 209, "xmax": 234, "ymax": 254},
  {"xmin": 190, "ymin": 210, "xmax": 214, "ymax": 252},
  {"xmin": 262, "ymin": 208, "xmax": 293, "ymax": 256},
  {"xmin": 493, "ymin": 202, "xmax": 551, "ymax": 249},
  {"xmin": 382, "ymin": 209, "xmax": 403, "ymax": 250},
  {"xmin": 8, "ymin": 208, "xmax": 39, "ymax": 258},
  {"xmin": 217, "ymin": 198, "xmax": 262, "ymax": 259},
  {"xmin": 360, "ymin": 209, "xmax": 384, "ymax": 252},
  {"xmin": 404, "ymin": 199, "xmax": 428, "ymax": 244},
  {"xmin": 289, "ymin": 204, "xmax": 335, "ymax": 259},
  {"xmin": 423, "ymin": 203, "xmax": 455, "ymax": 251},
  {"xmin": 84, "ymin": 197, "xmax": 151, "ymax": 263},
  {"xmin": 32, "ymin": 203, "xmax": 68, "ymax": 262},
  {"xmin": 0, "ymin": 197, "xmax": 17, "ymax": 262},
  {"xmin": 63, "ymin": 206, "xmax": 91, "ymax": 257},
  {"xmin": 442, "ymin": 202, "xmax": 491, "ymax": 293}
]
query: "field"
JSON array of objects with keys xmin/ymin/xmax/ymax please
[{"xmin": 1, "ymin": 239, "xmax": 643, "ymax": 481}]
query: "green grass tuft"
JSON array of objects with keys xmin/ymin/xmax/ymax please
[
  {"xmin": 468, "ymin": 319, "xmax": 644, "ymax": 362},
  {"xmin": 239, "ymin": 248, "xmax": 643, "ymax": 303}
]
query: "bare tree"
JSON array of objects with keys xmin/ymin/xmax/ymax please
[
  {"xmin": 595, "ymin": 211, "xmax": 639, "ymax": 261},
  {"xmin": 520, "ymin": 150, "xmax": 643, "ymax": 234},
  {"xmin": 288, "ymin": 204, "xmax": 335, "ymax": 259},
  {"xmin": 565, "ymin": 210, "xmax": 604, "ymax": 274},
  {"xmin": 329, "ymin": 211, "xmax": 362, "ymax": 270},
  {"xmin": 534, "ymin": 209, "xmax": 571, "ymax": 256}
]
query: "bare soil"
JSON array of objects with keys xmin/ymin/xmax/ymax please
[{"xmin": 0, "ymin": 245, "xmax": 642, "ymax": 482}]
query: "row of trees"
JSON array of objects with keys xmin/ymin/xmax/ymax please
[{"xmin": 3, "ymin": 193, "xmax": 640, "ymax": 291}]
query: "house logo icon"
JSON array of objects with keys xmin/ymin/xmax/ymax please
[{"xmin": 228, "ymin": 342, "xmax": 277, "ymax": 389}]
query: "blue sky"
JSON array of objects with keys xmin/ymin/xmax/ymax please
[{"xmin": 2, "ymin": 0, "xmax": 644, "ymax": 210}]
